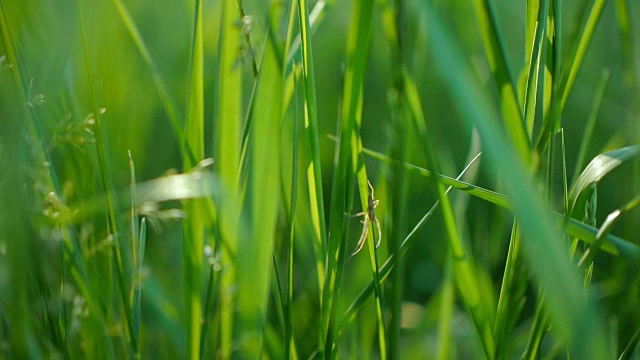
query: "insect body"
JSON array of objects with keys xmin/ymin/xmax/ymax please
[{"xmin": 352, "ymin": 180, "xmax": 382, "ymax": 256}]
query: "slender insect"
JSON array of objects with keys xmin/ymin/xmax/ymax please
[{"xmin": 351, "ymin": 180, "xmax": 382, "ymax": 256}]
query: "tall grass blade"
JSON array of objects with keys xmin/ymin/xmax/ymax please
[
  {"xmin": 322, "ymin": 0, "xmax": 374, "ymax": 358},
  {"xmin": 472, "ymin": 0, "xmax": 530, "ymax": 164},
  {"xmin": 233, "ymin": 20, "xmax": 283, "ymax": 357},
  {"xmin": 182, "ymin": 0, "xmax": 205, "ymax": 357},
  {"xmin": 78, "ymin": 1, "xmax": 136, "ymax": 354},
  {"xmin": 523, "ymin": 0, "xmax": 549, "ymax": 136},
  {"xmin": 404, "ymin": 72, "xmax": 496, "ymax": 359},
  {"xmin": 558, "ymin": 0, "xmax": 609, "ymax": 112},
  {"xmin": 216, "ymin": 0, "xmax": 244, "ymax": 356},
  {"xmin": 111, "ymin": 0, "xmax": 193, "ymax": 164},
  {"xmin": 298, "ymin": 0, "xmax": 328, "ymax": 293}
]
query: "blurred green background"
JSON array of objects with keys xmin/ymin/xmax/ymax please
[{"xmin": 1, "ymin": 0, "xmax": 639, "ymax": 358}]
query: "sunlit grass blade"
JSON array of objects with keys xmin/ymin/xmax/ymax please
[
  {"xmin": 425, "ymin": 6, "xmax": 612, "ymax": 357},
  {"xmin": 281, "ymin": 0, "xmax": 334, "ymax": 120},
  {"xmin": 182, "ymin": 0, "xmax": 205, "ymax": 357},
  {"xmin": 473, "ymin": 0, "xmax": 530, "ymax": 165},
  {"xmin": 284, "ymin": 51, "xmax": 301, "ymax": 360},
  {"xmin": 493, "ymin": 220, "xmax": 527, "ymax": 359},
  {"xmin": 297, "ymin": 0, "xmax": 327, "ymax": 295},
  {"xmin": 569, "ymin": 145, "xmax": 640, "ymax": 217}
]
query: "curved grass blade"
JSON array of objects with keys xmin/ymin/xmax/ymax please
[{"xmin": 569, "ymin": 145, "xmax": 640, "ymax": 217}]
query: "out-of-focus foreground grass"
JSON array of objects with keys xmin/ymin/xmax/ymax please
[{"xmin": 1, "ymin": 0, "xmax": 640, "ymax": 358}]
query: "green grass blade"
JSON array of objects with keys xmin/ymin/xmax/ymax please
[
  {"xmin": 133, "ymin": 217, "xmax": 147, "ymax": 359},
  {"xmin": 579, "ymin": 195, "xmax": 640, "ymax": 266},
  {"xmin": 111, "ymin": 0, "xmax": 193, "ymax": 164},
  {"xmin": 298, "ymin": 0, "xmax": 327, "ymax": 293},
  {"xmin": 558, "ymin": 0, "xmax": 609, "ymax": 112},
  {"xmin": 405, "ymin": 73, "xmax": 496, "ymax": 359},
  {"xmin": 284, "ymin": 52, "xmax": 300, "ymax": 360},
  {"xmin": 129, "ymin": 151, "xmax": 141, "ymax": 358},
  {"xmin": 378, "ymin": 1, "xmax": 418, "ymax": 355},
  {"xmin": 619, "ymin": 326, "xmax": 640, "ymax": 360},
  {"xmin": 523, "ymin": 0, "xmax": 549, "ymax": 136},
  {"xmin": 322, "ymin": 0, "xmax": 374, "ymax": 357},
  {"xmin": 493, "ymin": 220, "xmax": 526, "ymax": 359},
  {"xmin": 569, "ymin": 145, "xmax": 640, "ymax": 217},
  {"xmin": 78, "ymin": 1, "xmax": 135, "ymax": 353},
  {"xmin": 425, "ymin": 7, "xmax": 612, "ymax": 357},
  {"xmin": 473, "ymin": 0, "xmax": 530, "ymax": 165},
  {"xmin": 436, "ymin": 257, "xmax": 455, "ymax": 360},
  {"xmin": 521, "ymin": 292, "xmax": 548, "ymax": 360},
  {"xmin": 182, "ymin": 0, "xmax": 205, "ymax": 357},
  {"xmin": 234, "ymin": 21, "xmax": 283, "ymax": 357},
  {"xmin": 216, "ymin": 0, "xmax": 244, "ymax": 355}
]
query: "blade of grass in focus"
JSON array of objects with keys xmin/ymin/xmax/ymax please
[
  {"xmin": 297, "ymin": 0, "xmax": 327, "ymax": 300},
  {"xmin": 322, "ymin": 0, "xmax": 374, "ymax": 357},
  {"xmin": 379, "ymin": 0, "xmax": 411, "ymax": 356}
]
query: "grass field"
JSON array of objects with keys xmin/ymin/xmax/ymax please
[{"xmin": 1, "ymin": 0, "xmax": 640, "ymax": 358}]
